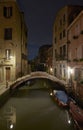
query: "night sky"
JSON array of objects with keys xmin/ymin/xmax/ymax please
[{"xmin": 17, "ymin": 0, "xmax": 83, "ymax": 60}]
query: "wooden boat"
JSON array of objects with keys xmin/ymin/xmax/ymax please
[
  {"xmin": 50, "ymin": 90, "xmax": 69, "ymax": 107},
  {"xmin": 69, "ymin": 101, "xmax": 83, "ymax": 127}
]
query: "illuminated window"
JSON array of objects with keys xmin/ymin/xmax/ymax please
[{"xmin": 5, "ymin": 49, "xmax": 11, "ymax": 60}]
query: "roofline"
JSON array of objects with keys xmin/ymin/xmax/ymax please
[{"xmin": 67, "ymin": 10, "xmax": 83, "ymax": 30}]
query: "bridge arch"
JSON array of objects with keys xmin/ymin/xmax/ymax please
[{"xmin": 10, "ymin": 71, "xmax": 66, "ymax": 90}]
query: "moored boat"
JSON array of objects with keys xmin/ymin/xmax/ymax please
[
  {"xmin": 50, "ymin": 90, "xmax": 69, "ymax": 107},
  {"xmin": 69, "ymin": 101, "xmax": 83, "ymax": 128}
]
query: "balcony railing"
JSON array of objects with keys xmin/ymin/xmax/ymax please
[{"xmin": 55, "ymin": 54, "xmax": 67, "ymax": 61}]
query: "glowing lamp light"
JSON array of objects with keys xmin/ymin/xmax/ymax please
[
  {"xmin": 68, "ymin": 67, "xmax": 71, "ymax": 73},
  {"xmin": 10, "ymin": 56, "xmax": 14, "ymax": 59},
  {"xmin": 68, "ymin": 67, "xmax": 74, "ymax": 74},
  {"xmin": 10, "ymin": 124, "xmax": 14, "ymax": 129},
  {"xmin": 67, "ymin": 66, "xmax": 74, "ymax": 79},
  {"xmin": 50, "ymin": 92, "xmax": 52, "ymax": 96},
  {"xmin": 70, "ymin": 68, "xmax": 73, "ymax": 74},
  {"xmin": 50, "ymin": 67, "xmax": 53, "ymax": 73},
  {"xmin": 68, "ymin": 120, "xmax": 71, "ymax": 124}
]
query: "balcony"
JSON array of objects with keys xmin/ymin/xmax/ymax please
[{"xmin": 56, "ymin": 54, "xmax": 67, "ymax": 61}]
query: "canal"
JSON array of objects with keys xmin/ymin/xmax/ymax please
[{"xmin": 0, "ymin": 78, "xmax": 75, "ymax": 130}]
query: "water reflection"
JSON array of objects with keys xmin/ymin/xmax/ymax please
[
  {"xmin": 0, "ymin": 106, "xmax": 16, "ymax": 129},
  {"xmin": 65, "ymin": 110, "xmax": 71, "ymax": 125},
  {"xmin": 0, "ymin": 79, "xmax": 75, "ymax": 130}
]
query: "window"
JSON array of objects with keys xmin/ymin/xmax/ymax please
[
  {"xmin": 74, "ymin": 68, "xmax": 80, "ymax": 80},
  {"xmin": 63, "ymin": 14, "xmax": 66, "ymax": 23},
  {"xmin": 55, "ymin": 26, "xmax": 57, "ymax": 32},
  {"xmin": 4, "ymin": 28, "xmax": 12, "ymax": 40},
  {"xmin": 3, "ymin": 7, "xmax": 12, "ymax": 18},
  {"xmin": 63, "ymin": 29, "xmax": 66, "ymax": 37},
  {"xmin": 55, "ymin": 49, "xmax": 57, "ymax": 58},
  {"xmin": 60, "ymin": 32, "xmax": 62, "ymax": 40},
  {"xmin": 60, "ymin": 47, "xmax": 62, "ymax": 56},
  {"xmin": 25, "ymin": 42, "xmax": 27, "ymax": 48},
  {"xmin": 75, "ymin": 24, "xmax": 80, "ymax": 36},
  {"xmin": 63, "ymin": 45, "xmax": 66, "ymax": 57},
  {"xmin": 60, "ymin": 64, "xmax": 62, "ymax": 75},
  {"xmin": 54, "ymin": 37, "xmax": 57, "ymax": 44},
  {"xmin": 63, "ymin": 68, "xmax": 66, "ymax": 77},
  {"xmin": 5, "ymin": 49, "xmax": 11, "ymax": 60},
  {"xmin": 60, "ymin": 19, "xmax": 62, "ymax": 26}
]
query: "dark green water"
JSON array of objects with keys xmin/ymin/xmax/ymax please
[{"xmin": 0, "ymin": 79, "xmax": 75, "ymax": 130}]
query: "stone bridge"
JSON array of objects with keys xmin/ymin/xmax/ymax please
[{"xmin": 10, "ymin": 71, "xmax": 67, "ymax": 90}]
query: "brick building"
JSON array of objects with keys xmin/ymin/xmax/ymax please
[
  {"xmin": 53, "ymin": 5, "xmax": 83, "ymax": 83},
  {"xmin": 46, "ymin": 46, "xmax": 53, "ymax": 74},
  {"xmin": 67, "ymin": 11, "xmax": 83, "ymax": 97}
]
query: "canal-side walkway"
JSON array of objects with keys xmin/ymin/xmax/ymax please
[{"xmin": 0, "ymin": 82, "xmax": 10, "ymax": 95}]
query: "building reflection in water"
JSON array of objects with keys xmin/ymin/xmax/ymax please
[{"xmin": 3, "ymin": 105, "xmax": 16, "ymax": 129}]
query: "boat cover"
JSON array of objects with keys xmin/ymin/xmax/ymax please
[{"xmin": 55, "ymin": 90, "xmax": 68, "ymax": 104}]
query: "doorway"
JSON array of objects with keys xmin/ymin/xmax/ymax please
[{"xmin": 6, "ymin": 67, "xmax": 11, "ymax": 81}]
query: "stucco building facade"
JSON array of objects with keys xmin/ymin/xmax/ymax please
[{"xmin": 0, "ymin": 0, "xmax": 28, "ymax": 82}]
